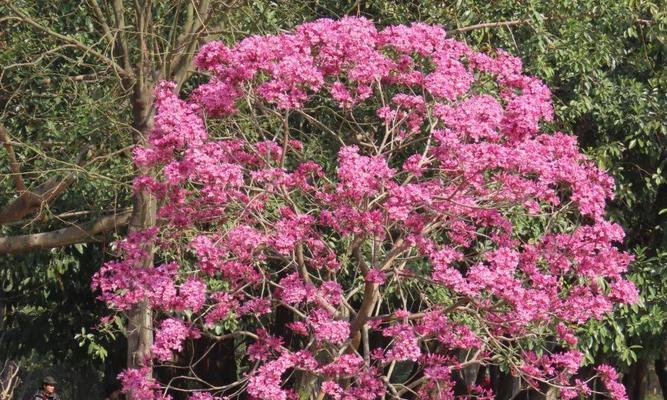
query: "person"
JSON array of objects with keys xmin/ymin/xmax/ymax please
[{"xmin": 33, "ymin": 376, "xmax": 60, "ymax": 400}]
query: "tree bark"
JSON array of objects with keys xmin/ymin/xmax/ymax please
[
  {"xmin": 125, "ymin": 82, "xmax": 157, "ymax": 377},
  {"xmin": 489, "ymin": 365, "xmax": 520, "ymax": 400},
  {"xmin": 0, "ymin": 210, "xmax": 131, "ymax": 253},
  {"xmin": 654, "ymin": 357, "xmax": 667, "ymax": 400},
  {"xmin": 623, "ymin": 358, "xmax": 648, "ymax": 400},
  {"xmin": 0, "ymin": 176, "xmax": 76, "ymax": 225}
]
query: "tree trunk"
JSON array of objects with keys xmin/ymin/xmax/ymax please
[
  {"xmin": 623, "ymin": 358, "xmax": 648, "ymax": 400},
  {"xmin": 489, "ymin": 365, "xmax": 520, "ymax": 400},
  {"xmin": 127, "ymin": 300, "xmax": 153, "ymax": 369},
  {"xmin": 655, "ymin": 357, "xmax": 667, "ymax": 400},
  {"xmin": 126, "ymin": 83, "xmax": 156, "ymax": 379}
]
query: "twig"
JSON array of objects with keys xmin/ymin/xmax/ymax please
[{"xmin": 448, "ymin": 19, "xmax": 531, "ymax": 35}]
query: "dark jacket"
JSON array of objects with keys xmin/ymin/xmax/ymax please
[{"xmin": 33, "ymin": 391, "xmax": 60, "ymax": 400}]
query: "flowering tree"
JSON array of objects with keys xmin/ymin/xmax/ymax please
[{"xmin": 93, "ymin": 17, "xmax": 637, "ymax": 400}]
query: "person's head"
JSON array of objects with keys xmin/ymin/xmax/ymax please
[{"xmin": 42, "ymin": 376, "xmax": 56, "ymax": 394}]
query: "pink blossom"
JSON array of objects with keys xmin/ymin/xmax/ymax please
[
  {"xmin": 383, "ymin": 324, "xmax": 421, "ymax": 361},
  {"xmin": 152, "ymin": 318, "xmax": 191, "ymax": 362},
  {"xmin": 179, "ymin": 277, "xmax": 206, "ymax": 312},
  {"xmin": 247, "ymin": 354, "xmax": 294, "ymax": 400},
  {"xmin": 118, "ymin": 367, "xmax": 160, "ymax": 400},
  {"xmin": 308, "ymin": 309, "xmax": 350, "ymax": 344},
  {"xmin": 597, "ymin": 364, "xmax": 628, "ymax": 400}
]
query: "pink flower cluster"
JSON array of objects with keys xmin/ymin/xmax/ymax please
[
  {"xmin": 308, "ymin": 309, "xmax": 350, "ymax": 344},
  {"xmin": 152, "ymin": 318, "xmax": 199, "ymax": 362},
  {"xmin": 118, "ymin": 367, "xmax": 163, "ymax": 400},
  {"xmin": 382, "ymin": 323, "xmax": 421, "ymax": 362}
]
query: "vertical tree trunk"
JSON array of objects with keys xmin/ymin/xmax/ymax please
[
  {"xmin": 655, "ymin": 357, "xmax": 667, "ymax": 400},
  {"xmin": 489, "ymin": 365, "xmax": 521, "ymax": 400},
  {"xmin": 126, "ymin": 83, "xmax": 156, "ymax": 375},
  {"xmin": 623, "ymin": 359, "xmax": 648, "ymax": 400}
]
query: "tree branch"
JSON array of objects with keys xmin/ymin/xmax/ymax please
[
  {"xmin": 87, "ymin": 0, "xmax": 114, "ymax": 45},
  {"xmin": 111, "ymin": 0, "xmax": 133, "ymax": 76},
  {"xmin": 170, "ymin": 0, "xmax": 215, "ymax": 86},
  {"xmin": 346, "ymin": 238, "xmax": 409, "ymax": 352},
  {"xmin": 0, "ymin": 210, "xmax": 131, "ymax": 253},
  {"xmin": 5, "ymin": 3, "xmax": 131, "ymax": 78},
  {"xmin": 0, "ymin": 146, "xmax": 89, "ymax": 226},
  {"xmin": 447, "ymin": 19, "xmax": 531, "ymax": 35},
  {"xmin": 0, "ymin": 176, "xmax": 73, "ymax": 225},
  {"xmin": 0, "ymin": 124, "xmax": 25, "ymax": 192},
  {"xmin": 295, "ymin": 242, "xmax": 338, "ymax": 315}
]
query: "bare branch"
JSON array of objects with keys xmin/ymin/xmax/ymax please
[
  {"xmin": 447, "ymin": 19, "xmax": 531, "ymax": 35},
  {"xmin": 295, "ymin": 243, "xmax": 338, "ymax": 315},
  {"xmin": 87, "ymin": 0, "xmax": 114, "ymax": 44},
  {"xmin": 5, "ymin": 3, "xmax": 131, "ymax": 78},
  {"xmin": 0, "ymin": 124, "xmax": 25, "ymax": 192},
  {"xmin": 0, "ymin": 145, "xmax": 91, "ymax": 226},
  {"xmin": 170, "ymin": 0, "xmax": 215, "ymax": 86},
  {"xmin": 449, "ymin": 16, "xmax": 657, "ymax": 36},
  {"xmin": 0, "ymin": 176, "xmax": 73, "ymax": 225},
  {"xmin": 0, "ymin": 360, "xmax": 21, "ymax": 400},
  {"xmin": 111, "ymin": 0, "xmax": 133, "ymax": 75},
  {"xmin": 0, "ymin": 210, "xmax": 131, "ymax": 253}
]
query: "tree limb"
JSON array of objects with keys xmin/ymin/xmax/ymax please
[
  {"xmin": 0, "ymin": 210, "xmax": 131, "ymax": 253},
  {"xmin": 0, "ymin": 176, "xmax": 74, "ymax": 225},
  {"xmin": 111, "ymin": 0, "xmax": 133, "ymax": 76},
  {"xmin": 87, "ymin": 0, "xmax": 114, "ymax": 45},
  {"xmin": 0, "ymin": 124, "xmax": 25, "ymax": 192},
  {"xmin": 170, "ymin": 0, "xmax": 215, "ymax": 86},
  {"xmin": 0, "ymin": 145, "xmax": 89, "ymax": 226},
  {"xmin": 347, "ymin": 238, "xmax": 409, "ymax": 352}
]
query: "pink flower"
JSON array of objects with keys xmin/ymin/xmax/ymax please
[
  {"xmin": 365, "ymin": 269, "xmax": 386, "ymax": 284},
  {"xmin": 118, "ymin": 367, "xmax": 160, "ymax": 400},
  {"xmin": 247, "ymin": 354, "xmax": 294, "ymax": 400},
  {"xmin": 308, "ymin": 309, "xmax": 350, "ymax": 344},
  {"xmin": 179, "ymin": 277, "xmax": 206, "ymax": 312},
  {"xmin": 383, "ymin": 324, "xmax": 421, "ymax": 361},
  {"xmin": 152, "ymin": 318, "xmax": 191, "ymax": 362},
  {"xmin": 596, "ymin": 364, "xmax": 628, "ymax": 400}
]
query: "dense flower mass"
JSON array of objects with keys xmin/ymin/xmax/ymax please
[{"xmin": 94, "ymin": 17, "xmax": 635, "ymax": 399}]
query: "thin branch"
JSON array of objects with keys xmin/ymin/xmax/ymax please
[
  {"xmin": 87, "ymin": 0, "xmax": 114, "ymax": 44},
  {"xmin": 379, "ymin": 238, "xmax": 408, "ymax": 271},
  {"xmin": 0, "ymin": 210, "xmax": 132, "ymax": 253},
  {"xmin": 449, "ymin": 16, "xmax": 656, "ymax": 36},
  {"xmin": 447, "ymin": 19, "xmax": 531, "ymax": 35},
  {"xmin": 0, "ymin": 124, "xmax": 25, "ymax": 192},
  {"xmin": 5, "ymin": 3, "xmax": 131, "ymax": 78}
]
